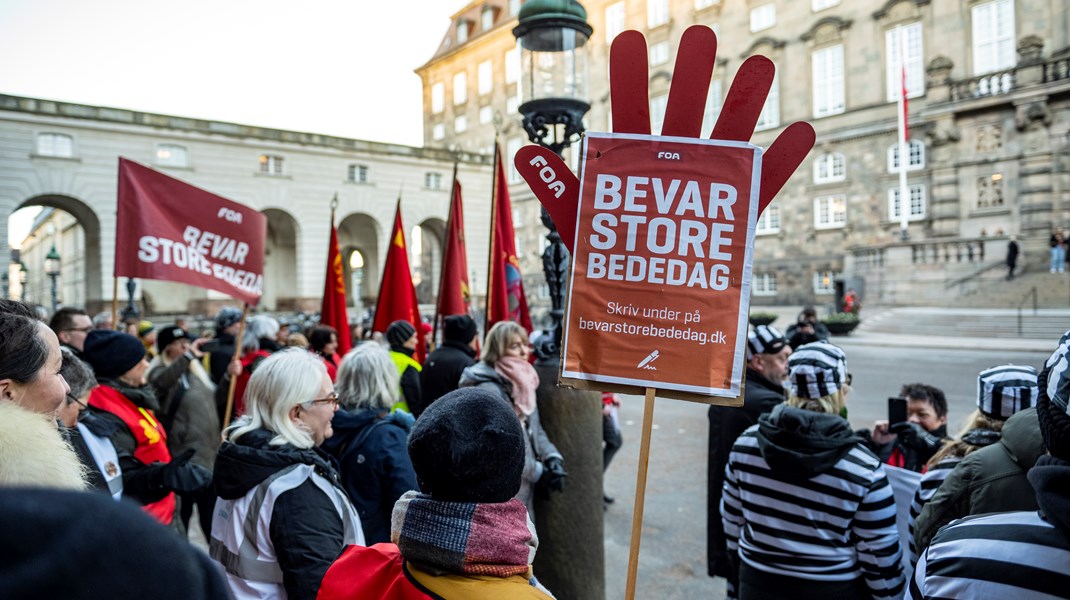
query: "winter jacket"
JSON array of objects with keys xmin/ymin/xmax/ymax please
[
  {"xmin": 63, "ymin": 412, "xmax": 124, "ymax": 498},
  {"xmin": 708, "ymin": 368, "xmax": 785, "ymax": 578},
  {"xmin": 148, "ymin": 353, "xmax": 220, "ymax": 471},
  {"xmin": 914, "ymin": 407, "xmax": 1044, "ymax": 552},
  {"xmin": 211, "ymin": 428, "xmax": 364, "ymax": 600},
  {"xmin": 417, "ymin": 341, "xmax": 477, "ymax": 417},
  {"xmin": 459, "ymin": 361, "xmax": 561, "ymax": 513},
  {"xmin": 321, "ymin": 409, "xmax": 419, "ymax": 544},
  {"xmin": 722, "ymin": 404, "xmax": 904, "ymax": 600},
  {"xmin": 389, "ymin": 347, "xmax": 422, "ymax": 414},
  {"xmin": 909, "ymin": 455, "xmax": 1070, "ymax": 599},
  {"xmin": 865, "ymin": 424, "xmax": 948, "ymax": 473},
  {"xmin": 0, "ymin": 402, "xmax": 86, "ymax": 490},
  {"xmin": 206, "ymin": 332, "xmax": 237, "ymax": 384}
]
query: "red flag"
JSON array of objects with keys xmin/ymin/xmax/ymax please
[
  {"xmin": 320, "ymin": 208, "xmax": 352, "ymax": 356},
  {"xmin": 372, "ymin": 201, "xmax": 425, "ymax": 362},
  {"xmin": 435, "ymin": 176, "xmax": 472, "ymax": 325},
  {"xmin": 485, "ymin": 143, "xmax": 533, "ymax": 334},
  {"xmin": 115, "ymin": 158, "xmax": 266, "ymax": 305},
  {"xmin": 901, "ymin": 61, "xmax": 910, "ymax": 141}
]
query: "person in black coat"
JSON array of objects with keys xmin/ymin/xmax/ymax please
[
  {"xmin": 204, "ymin": 306, "xmax": 243, "ymax": 384},
  {"xmin": 417, "ymin": 315, "xmax": 478, "ymax": 418},
  {"xmin": 1006, "ymin": 235, "xmax": 1020, "ymax": 279},
  {"xmin": 708, "ymin": 324, "xmax": 792, "ymax": 579}
]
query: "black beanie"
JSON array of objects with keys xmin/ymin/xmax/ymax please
[
  {"xmin": 82, "ymin": 330, "xmax": 146, "ymax": 379},
  {"xmin": 408, "ymin": 387, "xmax": 525, "ymax": 503},
  {"xmin": 1037, "ymin": 332, "xmax": 1070, "ymax": 460},
  {"xmin": 156, "ymin": 325, "xmax": 190, "ymax": 353},
  {"xmin": 386, "ymin": 320, "xmax": 416, "ymax": 348},
  {"xmin": 443, "ymin": 314, "xmax": 478, "ymax": 344}
]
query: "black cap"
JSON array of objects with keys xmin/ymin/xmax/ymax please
[
  {"xmin": 443, "ymin": 315, "xmax": 478, "ymax": 344},
  {"xmin": 156, "ymin": 325, "xmax": 191, "ymax": 353}
]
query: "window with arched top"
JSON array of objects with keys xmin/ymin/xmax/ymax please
[{"xmin": 813, "ymin": 152, "xmax": 846, "ymax": 183}]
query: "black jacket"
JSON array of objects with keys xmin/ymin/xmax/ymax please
[
  {"xmin": 418, "ymin": 341, "xmax": 477, "ymax": 417},
  {"xmin": 214, "ymin": 429, "xmax": 350, "ymax": 600},
  {"xmin": 707, "ymin": 368, "xmax": 786, "ymax": 577},
  {"xmin": 90, "ymin": 380, "xmax": 171, "ymax": 506},
  {"xmin": 62, "ymin": 412, "xmax": 122, "ymax": 496},
  {"xmin": 205, "ymin": 332, "xmax": 237, "ymax": 385},
  {"xmin": 321, "ymin": 408, "xmax": 418, "ymax": 544}
]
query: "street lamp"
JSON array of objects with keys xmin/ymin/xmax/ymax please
[
  {"xmin": 45, "ymin": 245, "xmax": 61, "ymax": 314},
  {"xmin": 18, "ymin": 262, "xmax": 28, "ymax": 301},
  {"xmin": 513, "ymin": 3, "xmax": 603, "ymax": 599}
]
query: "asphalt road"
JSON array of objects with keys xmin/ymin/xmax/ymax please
[{"xmin": 601, "ymin": 341, "xmax": 1053, "ymax": 600}]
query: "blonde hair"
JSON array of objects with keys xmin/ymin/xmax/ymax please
[
  {"xmin": 482, "ymin": 321, "xmax": 526, "ymax": 366},
  {"xmin": 226, "ymin": 349, "xmax": 327, "ymax": 449},
  {"xmin": 927, "ymin": 408, "xmax": 1005, "ymax": 467},
  {"xmin": 286, "ymin": 333, "xmax": 309, "ymax": 348},
  {"xmin": 786, "ymin": 388, "xmax": 848, "ymax": 416},
  {"xmin": 336, "ymin": 343, "xmax": 398, "ymax": 411}
]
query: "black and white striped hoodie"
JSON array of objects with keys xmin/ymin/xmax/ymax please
[{"xmin": 722, "ymin": 404, "xmax": 905, "ymax": 599}]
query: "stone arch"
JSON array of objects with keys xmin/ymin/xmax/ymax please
[
  {"xmin": 15, "ymin": 194, "xmax": 102, "ymax": 311},
  {"xmin": 262, "ymin": 208, "xmax": 299, "ymax": 311},
  {"xmin": 413, "ymin": 218, "xmax": 446, "ymax": 305},
  {"xmin": 338, "ymin": 213, "xmax": 381, "ymax": 309}
]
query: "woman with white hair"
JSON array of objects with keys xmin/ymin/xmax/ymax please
[
  {"xmin": 211, "ymin": 348, "xmax": 364, "ymax": 600},
  {"xmin": 322, "ymin": 344, "xmax": 418, "ymax": 544}
]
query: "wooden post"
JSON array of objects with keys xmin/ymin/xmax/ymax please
[
  {"xmin": 110, "ymin": 277, "xmax": 119, "ymax": 330},
  {"xmin": 625, "ymin": 387, "xmax": 656, "ymax": 600},
  {"xmin": 221, "ymin": 304, "xmax": 249, "ymax": 431}
]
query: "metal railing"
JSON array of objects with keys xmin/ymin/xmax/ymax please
[{"xmin": 1017, "ymin": 286, "xmax": 1038, "ymax": 336}]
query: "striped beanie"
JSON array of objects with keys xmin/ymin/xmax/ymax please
[
  {"xmin": 787, "ymin": 341, "xmax": 847, "ymax": 399},
  {"xmin": 1038, "ymin": 330, "xmax": 1070, "ymax": 459},
  {"xmin": 747, "ymin": 325, "xmax": 787, "ymax": 359},
  {"xmin": 977, "ymin": 365, "xmax": 1038, "ymax": 420}
]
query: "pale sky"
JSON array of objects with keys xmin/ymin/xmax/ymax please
[{"xmin": 1, "ymin": 0, "xmax": 466, "ymax": 246}]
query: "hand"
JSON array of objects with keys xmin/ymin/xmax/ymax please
[
  {"xmin": 158, "ymin": 448, "xmax": 213, "ymax": 494},
  {"xmin": 226, "ymin": 358, "xmax": 242, "ymax": 378},
  {"xmin": 890, "ymin": 421, "xmax": 942, "ymax": 451},
  {"xmin": 871, "ymin": 420, "xmax": 896, "ymax": 446},
  {"xmin": 535, "ymin": 456, "xmax": 567, "ymax": 501},
  {"xmin": 515, "ymin": 26, "xmax": 815, "ymax": 254},
  {"xmin": 188, "ymin": 337, "xmax": 208, "ymax": 359}
]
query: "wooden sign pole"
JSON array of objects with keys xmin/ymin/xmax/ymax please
[
  {"xmin": 221, "ymin": 303, "xmax": 249, "ymax": 431},
  {"xmin": 624, "ymin": 387, "xmax": 657, "ymax": 600}
]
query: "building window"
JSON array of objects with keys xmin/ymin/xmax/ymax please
[
  {"xmin": 648, "ymin": 0, "xmax": 670, "ymax": 27},
  {"xmin": 750, "ymin": 3, "xmax": 776, "ymax": 33},
  {"xmin": 512, "ymin": 207, "xmax": 524, "ymax": 227},
  {"xmin": 455, "ymin": 115, "xmax": 468, "ymax": 133},
  {"xmin": 506, "ymin": 94, "xmax": 519, "ymax": 115},
  {"xmin": 36, "ymin": 133, "xmax": 73, "ymax": 157},
  {"xmin": 456, "ymin": 21, "xmax": 469, "ymax": 44},
  {"xmin": 650, "ymin": 93, "xmax": 668, "ymax": 134},
  {"xmin": 259, "ymin": 154, "xmax": 284, "ymax": 175},
  {"xmin": 649, "ymin": 41, "xmax": 670, "ymax": 66},
  {"xmin": 481, "ymin": 5, "xmax": 495, "ymax": 31},
  {"xmin": 888, "ymin": 184, "xmax": 926, "ymax": 221},
  {"xmin": 886, "ymin": 22, "xmax": 924, "ymax": 101},
  {"xmin": 888, "ymin": 140, "xmax": 925, "ymax": 172},
  {"xmin": 348, "ymin": 164, "xmax": 369, "ymax": 183},
  {"xmin": 505, "ymin": 46, "xmax": 520, "ymax": 84},
  {"xmin": 814, "ymin": 195, "xmax": 847, "ymax": 229},
  {"xmin": 756, "ymin": 203, "xmax": 781, "ymax": 235},
  {"xmin": 507, "ymin": 137, "xmax": 524, "ymax": 184},
  {"xmin": 425, "ymin": 172, "xmax": 443, "ymax": 190},
  {"xmin": 812, "ymin": 44, "xmax": 845, "ymax": 117},
  {"xmin": 812, "ymin": 0, "xmax": 839, "ymax": 10},
  {"xmin": 813, "ymin": 152, "xmax": 846, "ymax": 183},
  {"xmin": 977, "ymin": 174, "xmax": 1005, "ymax": 208},
  {"xmin": 813, "ymin": 271, "xmax": 838, "ymax": 295},
  {"xmin": 695, "ymin": 0, "xmax": 719, "ymax": 9},
  {"xmin": 755, "ymin": 70, "xmax": 780, "ymax": 131},
  {"xmin": 432, "ymin": 123, "xmax": 446, "ymax": 141},
  {"xmin": 538, "ymin": 283, "xmax": 551, "ymax": 299},
  {"xmin": 478, "ymin": 60, "xmax": 493, "ymax": 96},
  {"xmin": 605, "ymin": 2, "xmax": 625, "ymax": 45},
  {"xmin": 972, "ymin": 0, "xmax": 1016, "ymax": 75},
  {"xmin": 479, "ymin": 106, "xmax": 494, "ymax": 124},
  {"xmin": 753, "ymin": 273, "xmax": 777, "ymax": 296},
  {"xmin": 431, "ymin": 83, "xmax": 445, "ymax": 114},
  {"xmin": 453, "ymin": 72, "xmax": 467, "ymax": 105},
  {"xmin": 509, "ymin": 0, "xmax": 520, "ymax": 16},
  {"xmin": 155, "ymin": 143, "xmax": 188, "ymax": 167},
  {"xmin": 702, "ymin": 78, "xmax": 723, "ymax": 137}
]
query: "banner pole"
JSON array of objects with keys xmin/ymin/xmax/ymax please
[
  {"xmin": 483, "ymin": 140, "xmax": 500, "ymax": 334},
  {"xmin": 625, "ymin": 387, "xmax": 656, "ymax": 600},
  {"xmin": 110, "ymin": 277, "xmax": 119, "ymax": 330},
  {"xmin": 221, "ymin": 303, "xmax": 249, "ymax": 431}
]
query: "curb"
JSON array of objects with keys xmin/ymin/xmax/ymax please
[{"xmin": 832, "ymin": 332, "xmax": 1053, "ymax": 353}]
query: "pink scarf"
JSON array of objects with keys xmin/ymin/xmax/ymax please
[{"xmin": 495, "ymin": 357, "xmax": 539, "ymax": 416}]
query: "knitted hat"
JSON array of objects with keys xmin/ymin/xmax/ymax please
[
  {"xmin": 82, "ymin": 330, "xmax": 146, "ymax": 379},
  {"xmin": 386, "ymin": 320, "xmax": 416, "ymax": 348},
  {"xmin": 136, "ymin": 320, "xmax": 155, "ymax": 338},
  {"xmin": 977, "ymin": 364, "xmax": 1038, "ymax": 420},
  {"xmin": 787, "ymin": 341, "xmax": 847, "ymax": 399},
  {"xmin": 408, "ymin": 387, "xmax": 525, "ymax": 503},
  {"xmin": 156, "ymin": 325, "xmax": 190, "ymax": 353},
  {"xmin": 747, "ymin": 325, "xmax": 787, "ymax": 359},
  {"xmin": 214, "ymin": 307, "xmax": 243, "ymax": 332},
  {"xmin": 443, "ymin": 314, "xmax": 478, "ymax": 344},
  {"xmin": 1038, "ymin": 330, "xmax": 1070, "ymax": 460}
]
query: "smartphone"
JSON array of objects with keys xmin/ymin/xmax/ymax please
[{"xmin": 888, "ymin": 397, "xmax": 908, "ymax": 426}]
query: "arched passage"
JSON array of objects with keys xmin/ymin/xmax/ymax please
[
  {"xmin": 262, "ymin": 208, "xmax": 299, "ymax": 311},
  {"xmin": 338, "ymin": 213, "xmax": 381, "ymax": 309},
  {"xmin": 413, "ymin": 218, "xmax": 446, "ymax": 305},
  {"xmin": 14, "ymin": 195, "xmax": 102, "ymax": 311}
]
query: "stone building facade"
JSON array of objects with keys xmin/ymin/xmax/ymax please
[{"xmin": 417, "ymin": 0, "xmax": 1070, "ymax": 310}]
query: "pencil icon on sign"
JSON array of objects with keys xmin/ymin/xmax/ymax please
[{"xmin": 637, "ymin": 350, "xmax": 660, "ymax": 369}]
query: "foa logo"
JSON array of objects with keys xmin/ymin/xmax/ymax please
[{"xmin": 637, "ymin": 350, "xmax": 660, "ymax": 370}]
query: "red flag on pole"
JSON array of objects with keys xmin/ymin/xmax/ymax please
[
  {"xmin": 485, "ymin": 143, "xmax": 533, "ymax": 334},
  {"xmin": 320, "ymin": 200, "xmax": 352, "ymax": 356},
  {"xmin": 435, "ymin": 173, "xmax": 472, "ymax": 329},
  {"xmin": 115, "ymin": 158, "xmax": 266, "ymax": 305},
  {"xmin": 372, "ymin": 200, "xmax": 425, "ymax": 362}
]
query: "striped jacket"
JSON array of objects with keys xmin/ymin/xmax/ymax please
[
  {"xmin": 906, "ymin": 457, "xmax": 961, "ymax": 565},
  {"xmin": 722, "ymin": 406, "xmax": 904, "ymax": 599}
]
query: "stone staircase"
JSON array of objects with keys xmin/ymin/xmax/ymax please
[
  {"xmin": 857, "ymin": 305, "xmax": 1070, "ymax": 340},
  {"xmin": 947, "ymin": 263, "xmax": 1070, "ymax": 309}
]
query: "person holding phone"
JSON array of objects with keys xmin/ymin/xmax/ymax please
[{"xmin": 864, "ymin": 383, "xmax": 950, "ymax": 472}]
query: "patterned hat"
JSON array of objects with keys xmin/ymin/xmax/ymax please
[
  {"xmin": 747, "ymin": 325, "xmax": 787, "ymax": 359},
  {"xmin": 977, "ymin": 364, "xmax": 1038, "ymax": 420},
  {"xmin": 1038, "ymin": 330, "xmax": 1070, "ymax": 459},
  {"xmin": 787, "ymin": 341, "xmax": 847, "ymax": 399}
]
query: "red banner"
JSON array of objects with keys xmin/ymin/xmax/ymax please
[
  {"xmin": 437, "ymin": 179, "xmax": 471, "ymax": 318},
  {"xmin": 321, "ymin": 215, "xmax": 353, "ymax": 356},
  {"xmin": 372, "ymin": 201, "xmax": 425, "ymax": 362},
  {"xmin": 486, "ymin": 144, "xmax": 533, "ymax": 334},
  {"xmin": 115, "ymin": 158, "xmax": 266, "ymax": 305}
]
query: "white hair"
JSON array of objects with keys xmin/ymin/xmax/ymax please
[
  {"xmin": 226, "ymin": 348, "xmax": 326, "ymax": 449},
  {"xmin": 242, "ymin": 315, "xmax": 280, "ymax": 352},
  {"xmin": 336, "ymin": 343, "xmax": 399, "ymax": 411}
]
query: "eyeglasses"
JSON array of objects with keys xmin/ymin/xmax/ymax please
[
  {"xmin": 63, "ymin": 326, "xmax": 93, "ymax": 334},
  {"xmin": 66, "ymin": 392, "xmax": 88, "ymax": 409},
  {"xmin": 307, "ymin": 391, "xmax": 339, "ymax": 408}
]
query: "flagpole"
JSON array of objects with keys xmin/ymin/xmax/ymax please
[
  {"xmin": 897, "ymin": 25, "xmax": 910, "ymax": 241},
  {"xmin": 484, "ymin": 140, "xmax": 501, "ymax": 335},
  {"xmin": 433, "ymin": 160, "xmax": 460, "ymax": 345},
  {"xmin": 222, "ymin": 303, "xmax": 249, "ymax": 431}
]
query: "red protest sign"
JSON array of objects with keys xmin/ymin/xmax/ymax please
[
  {"xmin": 115, "ymin": 158, "xmax": 267, "ymax": 305},
  {"xmin": 561, "ymin": 133, "xmax": 760, "ymax": 400}
]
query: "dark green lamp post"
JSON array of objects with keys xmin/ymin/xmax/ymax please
[{"xmin": 45, "ymin": 245, "xmax": 61, "ymax": 314}]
